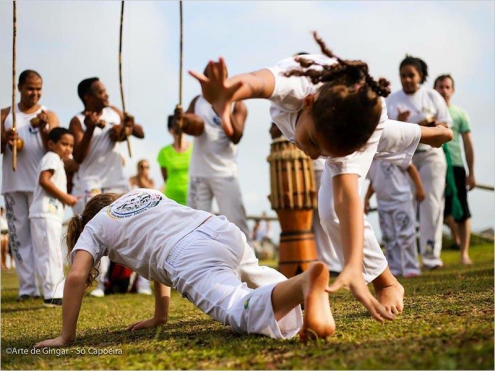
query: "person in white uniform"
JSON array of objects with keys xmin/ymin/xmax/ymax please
[
  {"xmin": 179, "ymin": 67, "xmax": 250, "ymax": 238},
  {"xmin": 34, "ymin": 189, "xmax": 335, "ymax": 348},
  {"xmin": 69, "ymin": 77, "xmax": 145, "ymax": 297},
  {"xmin": 386, "ymin": 56, "xmax": 452, "ymax": 270},
  {"xmin": 29, "ymin": 128, "xmax": 79, "ymax": 307},
  {"xmin": 364, "ymin": 159, "xmax": 425, "ymax": 277},
  {"xmin": 189, "ymin": 32, "xmax": 453, "ymax": 320},
  {"xmin": 1, "ymin": 70, "xmax": 60, "ymax": 300}
]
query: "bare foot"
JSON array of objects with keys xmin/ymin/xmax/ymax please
[
  {"xmin": 299, "ymin": 262, "xmax": 335, "ymax": 341},
  {"xmin": 375, "ymin": 282, "xmax": 405, "ymax": 315},
  {"xmin": 461, "ymin": 256, "xmax": 473, "ymax": 265}
]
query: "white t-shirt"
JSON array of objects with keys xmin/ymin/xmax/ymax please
[
  {"xmin": 70, "ymin": 189, "xmax": 211, "ymax": 284},
  {"xmin": 386, "ymin": 86, "xmax": 452, "ymax": 151},
  {"xmin": 189, "ymin": 96, "xmax": 238, "ymax": 178},
  {"xmin": 267, "ymin": 55, "xmax": 421, "ymax": 178},
  {"xmin": 29, "ymin": 151, "xmax": 67, "ymax": 221},
  {"xmin": 2, "ymin": 105, "xmax": 47, "ymax": 194},
  {"xmin": 366, "ymin": 159, "xmax": 412, "ymax": 210},
  {"xmin": 72, "ymin": 107, "xmax": 128, "ymax": 193}
]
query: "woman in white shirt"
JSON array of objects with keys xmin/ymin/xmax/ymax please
[{"xmin": 386, "ymin": 56, "xmax": 451, "ymax": 270}]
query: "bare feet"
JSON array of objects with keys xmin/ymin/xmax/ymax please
[
  {"xmin": 299, "ymin": 262, "xmax": 335, "ymax": 341},
  {"xmin": 375, "ymin": 282, "xmax": 405, "ymax": 315},
  {"xmin": 461, "ymin": 256, "xmax": 473, "ymax": 265}
]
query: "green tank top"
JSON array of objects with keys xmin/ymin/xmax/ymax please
[{"xmin": 157, "ymin": 144, "xmax": 192, "ymax": 205}]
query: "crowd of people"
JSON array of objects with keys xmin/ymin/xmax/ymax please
[{"xmin": 1, "ymin": 33, "xmax": 476, "ymax": 342}]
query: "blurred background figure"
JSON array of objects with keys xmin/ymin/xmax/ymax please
[
  {"xmin": 1, "ymin": 206, "xmax": 10, "ymax": 270},
  {"xmin": 365, "ymin": 160, "xmax": 425, "ymax": 278},
  {"xmin": 386, "ymin": 56, "xmax": 451, "ymax": 270},
  {"xmin": 435, "ymin": 74, "xmax": 475, "ymax": 265},
  {"xmin": 129, "ymin": 159, "xmax": 155, "ymax": 189},
  {"xmin": 251, "ymin": 211, "xmax": 276, "ymax": 260},
  {"xmin": 157, "ymin": 115, "xmax": 192, "ymax": 205}
]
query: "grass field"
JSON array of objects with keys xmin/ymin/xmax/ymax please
[{"xmin": 1, "ymin": 243, "xmax": 493, "ymax": 370}]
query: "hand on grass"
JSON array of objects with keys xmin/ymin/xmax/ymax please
[
  {"xmin": 34, "ymin": 335, "xmax": 73, "ymax": 348},
  {"xmin": 326, "ymin": 266, "xmax": 395, "ymax": 322},
  {"xmin": 127, "ymin": 317, "xmax": 167, "ymax": 331}
]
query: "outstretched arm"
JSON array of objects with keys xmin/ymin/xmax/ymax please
[
  {"xmin": 35, "ymin": 250, "xmax": 93, "ymax": 348},
  {"xmin": 419, "ymin": 125, "xmax": 453, "ymax": 148},
  {"xmin": 326, "ymin": 174, "xmax": 394, "ymax": 322},
  {"xmin": 189, "ymin": 58, "xmax": 274, "ymax": 136}
]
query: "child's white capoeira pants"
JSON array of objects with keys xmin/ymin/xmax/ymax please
[
  {"xmin": 412, "ymin": 148, "xmax": 446, "ymax": 269},
  {"xmin": 30, "ymin": 217, "xmax": 65, "ymax": 299},
  {"xmin": 313, "ymin": 169, "xmax": 342, "ymax": 273},
  {"xmin": 163, "ymin": 216, "xmax": 303, "ymax": 339},
  {"xmin": 188, "ymin": 176, "xmax": 250, "ymax": 240},
  {"xmin": 3, "ymin": 192, "xmax": 39, "ymax": 297},
  {"xmin": 378, "ymin": 201, "xmax": 420, "ymax": 277}
]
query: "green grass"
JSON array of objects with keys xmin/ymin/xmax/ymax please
[{"xmin": 1, "ymin": 243, "xmax": 493, "ymax": 370}]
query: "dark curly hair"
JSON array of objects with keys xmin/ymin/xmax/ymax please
[{"xmin": 285, "ymin": 32, "xmax": 391, "ymax": 156}]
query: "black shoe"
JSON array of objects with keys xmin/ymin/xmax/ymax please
[
  {"xmin": 17, "ymin": 294, "xmax": 33, "ymax": 302},
  {"xmin": 43, "ymin": 298, "xmax": 63, "ymax": 308}
]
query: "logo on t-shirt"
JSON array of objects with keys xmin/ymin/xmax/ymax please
[
  {"xmin": 380, "ymin": 161, "xmax": 394, "ymax": 176},
  {"xmin": 107, "ymin": 190, "xmax": 163, "ymax": 219},
  {"xmin": 212, "ymin": 115, "xmax": 222, "ymax": 127}
]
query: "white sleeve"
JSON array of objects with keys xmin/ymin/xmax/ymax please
[
  {"xmin": 70, "ymin": 223, "xmax": 106, "ymax": 266},
  {"xmin": 431, "ymin": 90, "xmax": 453, "ymax": 127},
  {"xmin": 374, "ymin": 120, "xmax": 421, "ymax": 169},
  {"xmin": 39, "ymin": 153, "xmax": 59, "ymax": 172},
  {"xmin": 267, "ymin": 66, "xmax": 313, "ymax": 112}
]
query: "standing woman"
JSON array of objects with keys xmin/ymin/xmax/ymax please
[
  {"xmin": 386, "ymin": 56, "xmax": 451, "ymax": 270},
  {"xmin": 157, "ymin": 115, "xmax": 192, "ymax": 205},
  {"xmin": 129, "ymin": 159, "xmax": 155, "ymax": 189}
]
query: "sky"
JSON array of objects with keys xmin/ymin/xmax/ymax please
[{"xmin": 0, "ymin": 1, "xmax": 494, "ymax": 240}]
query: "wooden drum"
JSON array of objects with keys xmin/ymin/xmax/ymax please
[{"xmin": 267, "ymin": 137, "xmax": 318, "ymax": 278}]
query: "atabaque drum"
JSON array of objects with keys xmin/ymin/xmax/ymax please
[{"xmin": 267, "ymin": 137, "xmax": 318, "ymax": 278}]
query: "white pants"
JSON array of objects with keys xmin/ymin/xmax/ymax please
[
  {"xmin": 412, "ymin": 148, "xmax": 446, "ymax": 268},
  {"xmin": 319, "ymin": 162, "xmax": 388, "ymax": 284},
  {"xmin": 30, "ymin": 217, "xmax": 65, "ymax": 299},
  {"xmin": 313, "ymin": 170, "xmax": 342, "ymax": 273},
  {"xmin": 3, "ymin": 192, "xmax": 39, "ymax": 296},
  {"xmin": 163, "ymin": 216, "xmax": 303, "ymax": 339},
  {"xmin": 378, "ymin": 202, "xmax": 420, "ymax": 277},
  {"xmin": 188, "ymin": 176, "xmax": 250, "ymax": 239}
]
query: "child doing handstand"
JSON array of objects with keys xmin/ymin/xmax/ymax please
[{"xmin": 35, "ymin": 188, "xmax": 335, "ymax": 347}]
